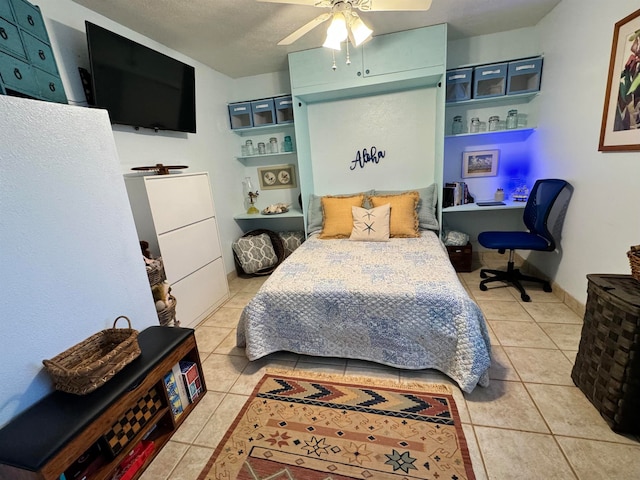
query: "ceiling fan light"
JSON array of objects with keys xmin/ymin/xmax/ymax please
[
  {"xmin": 323, "ymin": 12, "xmax": 348, "ymax": 50},
  {"xmin": 350, "ymin": 15, "xmax": 373, "ymax": 46}
]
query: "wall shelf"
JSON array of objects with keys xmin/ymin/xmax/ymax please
[
  {"xmin": 445, "ymin": 127, "xmax": 535, "ymax": 139},
  {"xmin": 234, "ymin": 207, "xmax": 304, "ymax": 221},
  {"xmin": 236, "ymin": 151, "xmax": 296, "ymax": 164},
  {"xmin": 232, "ymin": 123, "xmax": 295, "ymax": 136},
  {"xmin": 446, "ymin": 91, "xmax": 538, "ymax": 108}
]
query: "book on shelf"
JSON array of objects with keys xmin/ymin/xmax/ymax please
[
  {"xmin": 179, "ymin": 360, "xmax": 203, "ymax": 403},
  {"xmin": 172, "ymin": 362, "xmax": 191, "ymax": 408},
  {"xmin": 444, "ymin": 182, "xmax": 471, "ymax": 207},
  {"xmin": 163, "ymin": 369, "xmax": 184, "ymax": 420}
]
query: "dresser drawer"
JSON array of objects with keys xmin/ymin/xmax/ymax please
[
  {"xmin": 0, "ymin": 0, "xmax": 15, "ymax": 23},
  {"xmin": 158, "ymin": 217, "xmax": 222, "ymax": 284},
  {"xmin": 0, "ymin": 16, "xmax": 26, "ymax": 59},
  {"xmin": 33, "ymin": 67, "xmax": 65, "ymax": 102},
  {"xmin": 171, "ymin": 258, "xmax": 228, "ymax": 328},
  {"xmin": 11, "ymin": 0, "xmax": 47, "ymax": 42},
  {"xmin": 145, "ymin": 174, "xmax": 215, "ymax": 234},
  {"xmin": 22, "ymin": 30, "xmax": 56, "ymax": 74},
  {"xmin": 0, "ymin": 49, "xmax": 37, "ymax": 95}
]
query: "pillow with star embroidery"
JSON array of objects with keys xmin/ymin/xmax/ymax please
[{"xmin": 349, "ymin": 203, "xmax": 390, "ymax": 242}]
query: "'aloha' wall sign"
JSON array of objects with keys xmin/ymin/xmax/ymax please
[{"xmin": 350, "ymin": 147, "xmax": 386, "ymax": 170}]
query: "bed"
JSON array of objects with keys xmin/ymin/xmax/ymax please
[{"xmin": 236, "ymin": 203, "xmax": 492, "ymax": 392}]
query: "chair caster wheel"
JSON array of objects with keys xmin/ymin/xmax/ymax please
[
  {"xmin": 480, "ymin": 271, "xmax": 488, "ymax": 279},
  {"xmin": 521, "ymin": 293, "xmax": 531, "ymax": 302},
  {"xmin": 543, "ymin": 283, "xmax": 552, "ymax": 292},
  {"xmin": 479, "ymin": 284, "xmax": 488, "ymax": 291}
]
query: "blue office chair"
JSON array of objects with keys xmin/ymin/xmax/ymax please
[{"xmin": 478, "ymin": 179, "xmax": 572, "ymax": 302}]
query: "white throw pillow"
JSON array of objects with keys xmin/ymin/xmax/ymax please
[{"xmin": 349, "ymin": 204, "xmax": 391, "ymax": 242}]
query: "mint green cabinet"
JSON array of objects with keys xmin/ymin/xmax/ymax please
[
  {"xmin": 0, "ymin": 0, "xmax": 67, "ymax": 103},
  {"xmin": 289, "ymin": 25, "xmax": 446, "ymax": 99},
  {"xmin": 363, "ymin": 26, "xmax": 445, "ymax": 78}
]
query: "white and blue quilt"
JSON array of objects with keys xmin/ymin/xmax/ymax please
[{"xmin": 237, "ymin": 231, "xmax": 491, "ymax": 392}]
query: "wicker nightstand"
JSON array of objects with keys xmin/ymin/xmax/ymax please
[{"xmin": 571, "ymin": 274, "xmax": 640, "ymax": 433}]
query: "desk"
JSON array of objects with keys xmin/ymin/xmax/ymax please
[
  {"xmin": 442, "ymin": 200, "xmax": 526, "ymax": 213},
  {"xmin": 442, "ymin": 201, "xmax": 526, "ymax": 251}
]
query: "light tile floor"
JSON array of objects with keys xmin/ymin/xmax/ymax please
[{"xmin": 141, "ymin": 262, "xmax": 640, "ymax": 480}]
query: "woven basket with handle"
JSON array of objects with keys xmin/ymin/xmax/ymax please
[
  {"xmin": 627, "ymin": 245, "xmax": 640, "ymax": 282},
  {"xmin": 42, "ymin": 316, "xmax": 141, "ymax": 395}
]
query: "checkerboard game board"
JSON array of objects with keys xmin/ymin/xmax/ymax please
[{"xmin": 100, "ymin": 387, "xmax": 163, "ymax": 457}]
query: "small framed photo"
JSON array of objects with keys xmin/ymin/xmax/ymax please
[
  {"xmin": 462, "ymin": 150, "xmax": 499, "ymax": 178},
  {"xmin": 257, "ymin": 164, "xmax": 297, "ymax": 190}
]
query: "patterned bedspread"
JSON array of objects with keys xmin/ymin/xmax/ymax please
[{"xmin": 237, "ymin": 231, "xmax": 491, "ymax": 392}]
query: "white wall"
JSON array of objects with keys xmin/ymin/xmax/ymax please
[
  {"xmin": 531, "ymin": 0, "xmax": 640, "ymax": 303},
  {"xmin": 0, "ymin": 96, "xmax": 158, "ymax": 427},
  {"xmin": 38, "ymin": 0, "xmax": 244, "ymax": 277}
]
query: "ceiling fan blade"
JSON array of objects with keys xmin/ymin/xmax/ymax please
[
  {"xmin": 278, "ymin": 12, "xmax": 332, "ymax": 45},
  {"xmin": 257, "ymin": 0, "xmax": 328, "ymax": 6},
  {"xmin": 363, "ymin": 0, "xmax": 432, "ymax": 11}
]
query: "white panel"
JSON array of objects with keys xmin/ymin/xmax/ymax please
[
  {"xmin": 145, "ymin": 173, "xmax": 215, "ymax": 233},
  {"xmin": 171, "ymin": 259, "xmax": 229, "ymax": 328},
  {"xmin": 0, "ymin": 96, "xmax": 158, "ymax": 426},
  {"xmin": 307, "ymin": 88, "xmax": 436, "ymax": 194},
  {"xmin": 159, "ymin": 217, "xmax": 222, "ymax": 283}
]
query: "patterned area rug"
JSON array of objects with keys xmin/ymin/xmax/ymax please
[{"xmin": 197, "ymin": 370, "xmax": 475, "ymax": 480}]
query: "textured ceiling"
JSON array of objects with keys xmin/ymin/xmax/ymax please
[{"xmin": 70, "ymin": 0, "xmax": 561, "ymax": 78}]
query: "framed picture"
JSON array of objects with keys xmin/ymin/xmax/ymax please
[
  {"xmin": 257, "ymin": 164, "xmax": 297, "ymax": 190},
  {"xmin": 462, "ymin": 150, "xmax": 499, "ymax": 178},
  {"xmin": 598, "ymin": 9, "xmax": 640, "ymax": 152}
]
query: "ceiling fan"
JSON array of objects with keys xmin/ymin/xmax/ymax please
[{"xmin": 258, "ymin": 0, "xmax": 433, "ymax": 48}]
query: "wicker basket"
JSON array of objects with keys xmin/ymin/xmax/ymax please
[
  {"xmin": 571, "ymin": 275, "xmax": 640, "ymax": 433},
  {"xmin": 42, "ymin": 316, "xmax": 141, "ymax": 395},
  {"xmin": 157, "ymin": 295, "xmax": 178, "ymax": 327},
  {"xmin": 627, "ymin": 245, "xmax": 640, "ymax": 282},
  {"xmin": 146, "ymin": 257, "xmax": 166, "ymax": 286}
]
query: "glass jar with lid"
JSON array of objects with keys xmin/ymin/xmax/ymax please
[
  {"xmin": 269, "ymin": 137, "xmax": 278, "ymax": 154},
  {"xmin": 506, "ymin": 109, "xmax": 518, "ymax": 129},
  {"xmin": 488, "ymin": 115, "xmax": 500, "ymax": 131},
  {"xmin": 470, "ymin": 117, "xmax": 480, "ymax": 133},
  {"xmin": 452, "ymin": 116, "xmax": 463, "ymax": 135}
]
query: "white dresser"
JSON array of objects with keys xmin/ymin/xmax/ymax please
[{"xmin": 124, "ymin": 172, "xmax": 229, "ymax": 328}]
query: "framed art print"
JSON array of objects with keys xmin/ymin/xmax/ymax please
[
  {"xmin": 598, "ymin": 8, "xmax": 640, "ymax": 151},
  {"xmin": 462, "ymin": 150, "xmax": 499, "ymax": 178},
  {"xmin": 257, "ymin": 164, "xmax": 297, "ymax": 190}
]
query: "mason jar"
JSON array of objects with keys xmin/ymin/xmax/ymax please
[
  {"xmin": 506, "ymin": 110, "xmax": 518, "ymax": 129},
  {"xmin": 488, "ymin": 115, "xmax": 500, "ymax": 131},
  {"xmin": 470, "ymin": 117, "xmax": 480, "ymax": 133},
  {"xmin": 452, "ymin": 116, "xmax": 463, "ymax": 135}
]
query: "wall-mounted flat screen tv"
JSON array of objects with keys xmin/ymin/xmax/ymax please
[{"xmin": 85, "ymin": 21, "xmax": 196, "ymax": 133}]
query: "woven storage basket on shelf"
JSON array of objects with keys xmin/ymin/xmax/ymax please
[
  {"xmin": 146, "ymin": 257, "xmax": 166, "ymax": 286},
  {"xmin": 157, "ymin": 295, "xmax": 178, "ymax": 327},
  {"xmin": 42, "ymin": 316, "xmax": 141, "ymax": 395},
  {"xmin": 627, "ymin": 245, "xmax": 640, "ymax": 282},
  {"xmin": 233, "ymin": 229, "xmax": 286, "ymax": 276}
]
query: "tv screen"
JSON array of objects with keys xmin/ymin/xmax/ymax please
[{"xmin": 85, "ymin": 21, "xmax": 196, "ymax": 133}]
